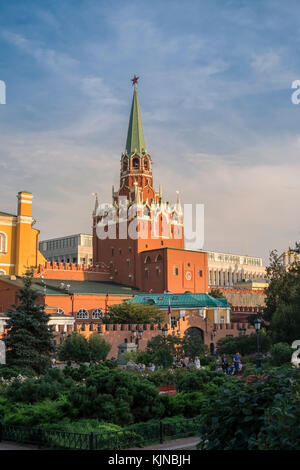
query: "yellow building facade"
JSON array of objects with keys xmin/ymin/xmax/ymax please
[{"xmin": 0, "ymin": 191, "xmax": 46, "ymax": 276}]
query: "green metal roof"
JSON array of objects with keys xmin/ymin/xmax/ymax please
[
  {"xmin": 125, "ymin": 84, "xmax": 146, "ymax": 157},
  {"xmin": 130, "ymin": 292, "xmax": 229, "ymax": 309}
]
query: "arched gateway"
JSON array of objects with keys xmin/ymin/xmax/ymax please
[{"xmin": 184, "ymin": 326, "xmax": 204, "ymax": 343}]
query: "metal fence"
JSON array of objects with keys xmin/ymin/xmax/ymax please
[{"xmin": 0, "ymin": 416, "xmax": 201, "ymax": 450}]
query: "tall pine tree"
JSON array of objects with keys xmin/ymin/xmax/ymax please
[{"xmin": 3, "ymin": 273, "xmax": 56, "ymax": 374}]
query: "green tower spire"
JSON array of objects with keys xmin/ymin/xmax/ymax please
[{"xmin": 125, "ymin": 77, "xmax": 146, "ymax": 156}]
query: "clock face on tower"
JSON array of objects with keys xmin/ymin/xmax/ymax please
[{"xmin": 185, "ymin": 271, "xmax": 192, "ymax": 281}]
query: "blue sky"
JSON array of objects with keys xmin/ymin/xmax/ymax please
[{"xmin": 0, "ymin": 0, "xmax": 300, "ymax": 263}]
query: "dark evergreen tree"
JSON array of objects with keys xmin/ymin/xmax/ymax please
[{"xmin": 3, "ymin": 274, "xmax": 56, "ymax": 374}]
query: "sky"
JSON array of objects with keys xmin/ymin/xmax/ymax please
[{"xmin": 0, "ymin": 0, "xmax": 300, "ymax": 264}]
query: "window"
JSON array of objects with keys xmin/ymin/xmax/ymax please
[
  {"xmin": 0, "ymin": 232, "xmax": 7, "ymax": 253},
  {"xmin": 76, "ymin": 309, "xmax": 89, "ymax": 319},
  {"xmin": 133, "ymin": 157, "xmax": 139, "ymax": 169},
  {"xmin": 144, "ymin": 256, "xmax": 151, "ymax": 264},
  {"xmin": 198, "ymin": 269, "xmax": 203, "ymax": 277},
  {"xmin": 56, "ymin": 308, "xmax": 65, "ymax": 315},
  {"xmin": 155, "ymin": 254, "xmax": 163, "ymax": 262},
  {"xmin": 173, "ymin": 266, "xmax": 179, "ymax": 276},
  {"xmin": 92, "ymin": 309, "xmax": 104, "ymax": 319}
]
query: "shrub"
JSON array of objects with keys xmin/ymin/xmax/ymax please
[
  {"xmin": 6, "ymin": 368, "xmax": 74, "ymax": 403},
  {"xmin": 197, "ymin": 367, "xmax": 300, "ymax": 450},
  {"xmin": 217, "ymin": 332, "xmax": 271, "ymax": 356},
  {"xmin": 270, "ymin": 343, "xmax": 293, "ymax": 366}
]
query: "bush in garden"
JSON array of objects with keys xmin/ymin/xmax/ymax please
[
  {"xmin": 5, "ymin": 368, "xmax": 74, "ymax": 403},
  {"xmin": 66, "ymin": 368, "xmax": 164, "ymax": 425},
  {"xmin": 197, "ymin": 367, "xmax": 300, "ymax": 450},
  {"xmin": 161, "ymin": 391, "xmax": 207, "ymax": 418},
  {"xmin": 254, "ymin": 392, "xmax": 300, "ymax": 450},
  {"xmin": 176, "ymin": 369, "xmax": 228, "ymax": 393},
  {"xmin": 0, "ymin": 365, "xmax": 35, "ymax": 380},
  {"xmin": 1, "ymin": 396, "xmax": 70, "ymax": 426},
  {"xmin": 270, "ymin": 342, "xmax": 293, "ymax": 366}
]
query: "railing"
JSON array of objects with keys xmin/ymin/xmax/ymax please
[{"xmin": 0, "ymin": 416, "xmax": 201, "ymax": 450}]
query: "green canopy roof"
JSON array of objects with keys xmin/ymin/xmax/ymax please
[
  {"xmin": 125, "ymin": 84, "xmax": 146, "ymax": 157},
  {"xmin": 130, "ymin": 292, "xmax": 229, "ymax": 309}
]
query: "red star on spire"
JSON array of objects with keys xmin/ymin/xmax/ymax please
[{"xmin": 131, "ymin": 75, "xmax": 139, "ymax": 86}]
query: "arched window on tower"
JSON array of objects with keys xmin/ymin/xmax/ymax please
[
  {"xmin": 133, "ymin": 157, "xmax": 140, "ymax": 169},
  {"xmin": 0, "ymin": 232, "xmax": 7, "ymax": 253},
  {"xmin": 144, "ymin": 157, "xmax": 149, "ymax": 170},
  {"xmin": 144, "ymin": 255, "xmax": 151, "ymax": 264}
]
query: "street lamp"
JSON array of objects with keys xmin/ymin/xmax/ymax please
[
  {"xmin": 162, "ymin": 325, "xmax": 168, "ymax": 369},
  {"xmin": 254, "ymin": 318, "xmax": 262, "ymax": 369}
]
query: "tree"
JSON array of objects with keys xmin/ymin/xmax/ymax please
[
  {"xmin": 263, "ymin": 245, "xmax": 300, "ymax": 323},
  {"xmin": 58, "ymin": 332, "xmax": 90, "ymax": 363},
  {"xmin": 216, "ymin": 332, "xmax": 271, "ymax": 356},
  {"xmin": 3, "ymin": 274, "xmax": 56, "ymax": 374},
  {"xmin": 270, "ymin": 303, "xmax": 300, "ymax": 344},
  {"xmin": 107, "ymin": 302, "xmax": 166, "ymax": 324},
  {"xmin": 88, "ymin": 334, "xmax": 111, "ymax": 363},
  {"xmin": 181, "ymin": 335, "xmax": 208, "ymax": 360},
  {"xmin": 209, "ymin": 289, "xmax": 226, "ymax": 299},
  {"xmin": 146, "ymin": 335, "xmax": 181, "ymax": 367}
]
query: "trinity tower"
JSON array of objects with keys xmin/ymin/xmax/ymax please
[{"xmin": 92, "ymin": 78, "xmax": 208, "ymax": 293}]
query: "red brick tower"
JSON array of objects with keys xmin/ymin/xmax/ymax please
[{"xmin": 92, "ymin": 77, "xmax": 185, "ymax": 289}]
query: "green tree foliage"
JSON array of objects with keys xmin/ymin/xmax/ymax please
[
  {"xmin": 176, "ymin": 369, "xmax": 228, "ymax": 393},
  {"xmin": 3, "ymin": 274, "xmax": 56, "ymax": 374},
  {"xmin": 209, "ymin": 288, "xmax": 226, "ymax": 299},
  {"xmin": 67, "ymin": 368, "xmax": 164, "ymax": 425},
  {"xmin": 181, "ymin": 335, "xmax": 208, "ymax": 360},
  {"xmin": 146, "ymin": 335, "xmax": 181, "ymax": 367},
  {"xmin": 263, "ymin": 245, "xmax": 300, "ymax": 323},
  {"xmin": 107, "ymin": 302, "xmax": 166, "ymax": 324},
  {"xmin": 58, "ymin": 332, "xmax": 90, "ymax": 363},
  {"xmin": 88, "ymin": 334, "xmax": 111, "ymax": 363},
  {"xmin": 197, "ymin": 368, "xmax": 300, "ymax": 450},
  {"xmin": 216, "ymin": 332, "xmax": 271, "ymax": 356},
  {"xmin": 58, "ymin": 333, "xmax": 112, "ymax": 363},
  {"xmin": 270, "ymin": 342, "xmax": 293, "ymax": 366},
  {"xmin": 270, "ymin": 303, "xmax": 300, "ymax": 345}
]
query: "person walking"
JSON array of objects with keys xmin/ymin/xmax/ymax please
[{"xmin": 233, "ymin": 352, "xmax": 241, "ymax": 375}]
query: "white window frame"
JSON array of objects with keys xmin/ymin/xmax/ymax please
[
  {"xmin": 76, "ymin": 309, "xmax": 89, "ymax": 319},
  {"xmin": 0, "ymin": 232, "xmax": 8, "ymax": 254}
]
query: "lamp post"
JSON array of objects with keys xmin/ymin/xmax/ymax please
[
  {"xmin": 162, "ymin": 325, "xmax": 168, "ymax": 369},
  {"xmin": 254, "ymin": 318, "xmax": 262, "ymax": 369},
  {"xmin": 132, "ymin": 328, "xmax": 144, "ymax": 348}
]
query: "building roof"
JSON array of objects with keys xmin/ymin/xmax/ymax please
[
  {"xmin": 0, "ymin": 276, "xmax": 141, "ymax": 297},
  {"xmin": 33, "ymin": 279, "xmax": 140, "ymax": 296},
  {"xmin": 0, "ymin": 211, "xmax": 16, "ymax": 217},
  {"xmin": 130, "ymin": 292, "xmax": 229, "ymax": 309},
  {"xmin": 125, "ymin": 83, "xmax": 147, "ymax": 157},
  {"xmin": 40, "ymin": 233, "xmax": 92, "ymax": 243}
]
